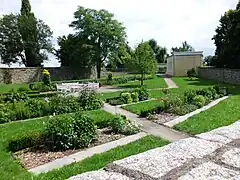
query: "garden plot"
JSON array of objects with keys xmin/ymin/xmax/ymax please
[
  {"xmin": 122, "ymin": 85, "xmax": 229, "ymax": 125},
  {"xmin": 10, "ymin": 112, "xmax": 140, "ymax": 171}
]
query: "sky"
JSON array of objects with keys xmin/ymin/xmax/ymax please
[{"xmin": 0, "ymin": 0, "xmax": 238, "ymax": 67}]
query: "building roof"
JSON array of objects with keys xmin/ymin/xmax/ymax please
[{"xmin": 172, "ymin": 51, "xmax": 203, "ymax": 56}]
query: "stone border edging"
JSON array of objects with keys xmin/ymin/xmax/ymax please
[
  {"xmin": 164, "ymin": 96, "xmax": 229, "ymax": 127},
  {"xmin": 29, "ymin": 132, "xmax": 148, "ymax": 175}
]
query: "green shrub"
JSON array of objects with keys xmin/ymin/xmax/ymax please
[
  {"xmin": 120, "ymin": 92, "xmax": 133, "ymax": 104},
  {"xmin": 50, "ymin": 96, "xmax": 81, "ymax": 114},
  {"xmin": 42, "ymin": 69, "xmax": 51, "ymax": 86},
  {"xmin": 0, "ymin": 104, "xmax": 15, "ymax": 123},
  {"xmin": 162, "ymin": 88, "xmax": 170, "ymax": 94},
  {"xmin": 14, "ymin": 103, "xmax": 31, "ymax": 120},
  {"xmin": 193, "ymin": 95, "xmax": 206, "ymax": 108},
  {"xmin": 184, "ymin": 89, "xmax": 197, "ymax": 103},
  {"xmin": 131, "ymin": 92, "xmax": 139, "ymax": 102},
  {"xmin": 170, "ymin": 104, "xmax": 199, "ymax": 115},
  {"xmin": 107, "ymin": 73, "xmax": 113, "ymax": 82},
  {"xmin": 17, "ymin": 87, "xmax": 29, "ymax": 92},
  {"xmin": 134, "ymin": 87, "xmax": 149, "ymax": 101},
  {"xmin": 25, "ymin": 99, "xmax": 49, "ymax": 118},
  {"xmin": 3, "ymin": 91, "xmax": 29, "ymax": 103},
  {"xmin": 107, "ymin": 97, "xmax": 125, "ymax": 106},
  {"xmin": 45, "ymin": 112, "xmax": 97, "ymax": 150},
  {"xmin": 187, "ymin": 68, "xmax": 197, "ymax": 79},
  {"xmin": 78, "ymin": 89, "xmax": 103, "ymax": 110},
  {"xmin": 109, "ymin": 115, "xmax": 139, "ymax": 135},
  {"xmin": 196, "ymin": 87, "xmax": 217, "ymax": 100},
  {"xmin": 8, "ymin": 132, "xmax": 46, "ymax": 152}
]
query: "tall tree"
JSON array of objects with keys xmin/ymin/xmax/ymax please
[
  {"xmin": 56, "ymin": 34, "xmax": 95, "ymax": 70},
  {"xmin": 148, "ymin": 39, "xmax": 167, "ymax": 63},
  {"xmin": 212, "ymin": 4, "xmax": 240, "ymax": 68},
  {"xmin": 171, "ymin": 41, "xmax": 195, "ymax": 53},
  {"xmin": 0, "ymin": 0, "xmax": 53, "ymax": 67},
  {"xmin": 70, "ymin": 6, "xmax": 126, "ymax": 78},
  {"xmin": 126, "ymin": 42, "xmax": 157, "ymax": 86}
]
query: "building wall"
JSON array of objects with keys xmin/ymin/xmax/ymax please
[
  {"xmin": 198, "ymin": 67, "xmax": 240, "ymax": 84},
  {"xmin": 174, "ymin": 55, "xmax": 203, "ymax": 76},
  {"xmin": 166, "ymin": 57, "xmax": 174, "ymax": 76},
  {"xmin": 0, "ymin": 67, "xmax": 97, "ymax": 84}
]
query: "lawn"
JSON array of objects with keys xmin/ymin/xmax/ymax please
[
  {"xmin": 122, "ymin": 100, "xmax": 162, "ymax": 115},
  {"xmin": 174, "ymin": 95, "xmax": 240, "ymax": 135},
  {"xmin": 172, "ymin": 77, "xmax": 217, "ymax": 89},
  {"xmin": 0, "ymin": 83, "xmax": 28, "ymax": 93},
  {"xmin": 113, "ymin": 77, "xmax": 167, "ymax": 89},
  {"xmin": 0, "ymin": 113, "xmax": 169, "ymax": 180}
]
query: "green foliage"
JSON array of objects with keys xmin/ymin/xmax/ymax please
[
  {"xmin": 172, "ymin": 104, "xmax": 199, "ymax": 116},
  {"xmin": 78, "ymin": 89, "xmax": 103, "ymax": 110},
  {"xmin": 25, "ymin": 99, "xmax": 49, "ymax": 118},
  {"xmin": 107, "ymin": 73, "xmax": 113, "ymax": 82},
  {"xmin": 184, "ymin": 89, "xmax": 197, "ymax": 103},
  {"xmin": 171, "ymin": 41, "xmax": 195, "ymax": 53},
  {"xmin": 109, "ymin": 115, "xmax": 139, "ymax": 135},
  {"xmin": 107, "ymin": 97, "xmax": 125, "ymax": 106},
  {"xmin": 0, "ymin": 1, "xmax": 53, "ymax": 66},
  {"xmin": 56, "ymin": 34, "xmax": 95, "ymax": 72},
  {"xmin": 3, "ymin": 91, "xmax": 29, "ymax": 103},
  {"xmin": 134, "ymin": 87, "xmax": 150, "ymax": 101},
  {"xmin": 45, "ymin": 112, "xmax": 97, "ymax": 150},
  {"xmin": 17, "ymin": 87, "xmax": 29, "ymax": 92},
  {"xmin": 193, "ymin": 95, "xmax": 206, "ymax": 108},
  {"xmin": 131, "ymin": 92, "xmax": 139, "ymax": 102},
  {"xmin": 126, "ymin": 41, "xmax": 157, "ymax": 85},
  {"xmin": 49, "ymin": 96, "xmax": 81, "ymax": 115},
  {"xmin": 148, "ymin": 39, "xmax": 168, "ymax": 63},
  {"xmin": 162, "ymin": 88, "xmax": 170, "ymax": 94},
  {"xmin": 70, "ymin": 6, "xmax": 126, "ymax": 78},
  {"xmin": 187, "ymin": 68, "xmax": 197, "ymax": 79},
  {"xmin": 196, "ymin": 87, "xmax": 218, "ymax": 101},
  {"xmin": 212, "ymin": 5, "xmax": 240, "ymax": 68},
  {"xmin": 120, "ymin": 92, "xmax": 133, "ymax": 104},
  {"xmin": 0, "ymin": 104, "xmax": 15, "ymax": 123}
]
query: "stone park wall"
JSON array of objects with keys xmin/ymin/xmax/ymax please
[
  {"xmin": 198, "ymin": 67, "xmax": 240, "ymax": 84},
  {"xmin": 0, "ymin": 67, "xmax": 97, "ymax": 84}
]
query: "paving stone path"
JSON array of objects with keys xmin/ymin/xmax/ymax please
[
  {"xmin": 69, "ymin": 121, "xmax": 240, "ymax": 180},
  {"xmin": 164, "ymin": 77, "xmax": 178, "ymax": 89},
  {"xmin": 103, "ymin": 103, "xmax": 189, "ymax": 141}
]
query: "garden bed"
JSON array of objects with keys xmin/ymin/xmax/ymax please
[
  {"xmin": 123, "ymin": 86, "xmax": 228, "ymax": 122},
  {"xmin": 13, "ymin": 128, "xmax": 126, "ymax": 169},
  {"xmin": 148, "ymin": 112, "xmax": 179, "ymax": 125}
]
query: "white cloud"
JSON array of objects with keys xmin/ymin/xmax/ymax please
[{"xmin": 0, "ymin": 0, "xmax": 237, "ymax": 67}]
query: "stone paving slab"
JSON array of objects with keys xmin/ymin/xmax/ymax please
[
  {"xmin": 69, "ymin": 121, "xmax": 240, "ymax": 180},
  {"xmin": 68, "ymin": 170, "xmax": 132, "ymax": 180},
  {"xmin": 179, "ymin": 161, "xmax": 240, "ymax": 180},
  {"xmin": 112, "ymin": 137, "xmax": 223, "ymax": 178},
  {"xmin": 196, "ymin": 121, "xmax": 240, "ymax": 144},
  {"xmin": 222, "ymin": 148, "xmax": 240, "ymax": 168}
]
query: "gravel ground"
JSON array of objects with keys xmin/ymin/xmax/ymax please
[
  {"xmin": 13, "ymin": 128, "xmax": 125, "ymax": 169},
  {"xmin": 147, "ymin": 113, "xmax": 179, "ymax": 125}
]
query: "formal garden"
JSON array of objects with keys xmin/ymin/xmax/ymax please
[{"xmin": 1, "ymin": 0, "xmax": 240, "ymax": 179}]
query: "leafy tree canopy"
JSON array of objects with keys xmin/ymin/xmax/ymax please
[
  {"xmin": 126, "ymin": 41, "xmax": 157, "ymax": 85},
  {"xmin": 148, "ymin": 39, "xmax": 168, "ymax": 63},
  {"xmin": 70, "ymin": 6, "xmax": 126, "ymax": 78},
  {"xmin": 0, "ymin": 0, "xmax": 53, "ymax": 67},
  {"xmin": 56, "ymin": 34, "xmax": 95, "ymax": 70},
  {"xmin": 212, "ymin": 2, "xmax": 240, "ymax": 68},
  {"xmin": 171, "ymin": 41, "xmax": 195, "ymax": 53}
]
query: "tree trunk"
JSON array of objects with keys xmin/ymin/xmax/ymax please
[
  {"xmin": 96, "ymin": 59, "xmax": 101, "ymax": 79},
  {"xmin": 141, "ymin": 73, "xmax": 144, "ymax": 86}
]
